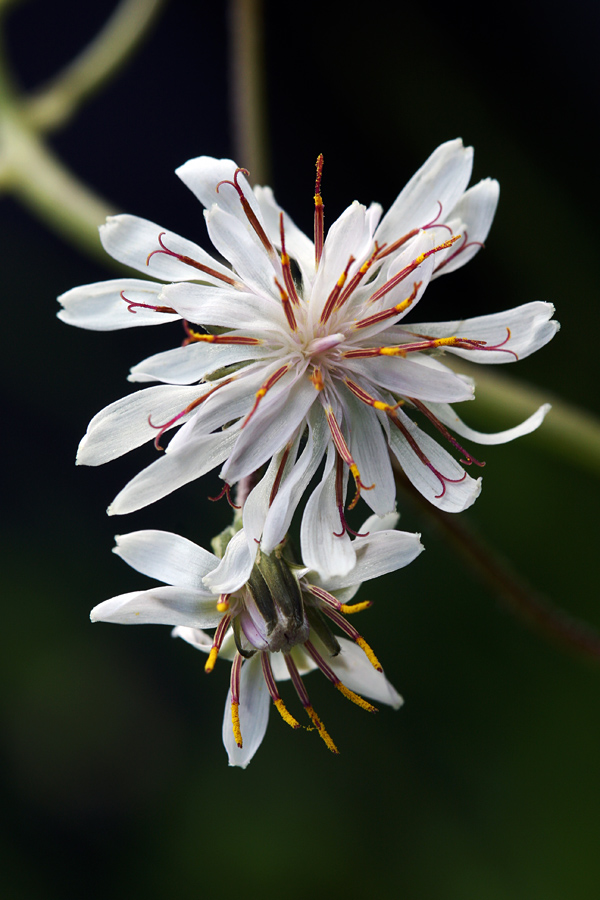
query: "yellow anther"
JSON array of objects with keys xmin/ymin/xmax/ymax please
[
  {"xmin": 356, "ymin": 636, "xmax": 383, "ymax": 672},
  {"xmin": 314, "ymin": 194, "xmax": 324, "ymax": 207},
  {"xmin": 337, "ymin": 271, "xmax": 347, "ymax": 288},
  {"xmin": 275, "ymin": 698, "xmax": 301, "ymax": 730},
  {"xmin": 216, "ymin": 601, "xmax": 229, "ymax": 613},
  {"xmin": 231, "ymin": 701, "xmax": 243, "ymax": 748},
  {"xmin": 204, "ymin": 646, "xmax": 219, "ymax": 674},
  {"xmin": 336, "ymin": 682, "xmax": 378, "ymax": 713},
  {"xmin": 281, "ymin": 251, "xmax": 290, "ymax": 266},
  {"xmin": 311, "ymin": 368, "xmax": 325, "ymax": 391},
  {"xmin": 306, "ymin": 705, "xmax": 339, "ymax": 754},
  {"xmin": 340, "ymin": 600, "xmax": 372, "ymax": 614},
  {"xmin": 395, "ymin": 295, "xmax": 415, "ymax": 315},
  {"xmin": 379, "ymin": 346, "xmax": 405, "ymax": 357},
  {"xmin": 432, "ymin": 336, "xmax": 460, "ymax": 348}
]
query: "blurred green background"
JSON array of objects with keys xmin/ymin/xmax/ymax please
[{"xmin": 2, "ymin": 1, "xmax": 599, "ymax": 898}]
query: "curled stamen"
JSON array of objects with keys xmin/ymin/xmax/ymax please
[
  {"xmin": 304, "ymin": 583, "xmax": 373, "ymax": 614},
  {"xmin": 146, "ymin": 233, "xmax": 242, "ymax": 287},
  {"xmin": 344, "ymin": 334, "xmax": 489, "ymax": 359},
  {"xmin": 148, "ymin": 378, "xmax": 234, "ymax": 450},
  {"xmin": 216, "ymin": 168, "xmax": 276, "ymax": 260},
  {"xmin": 208, "ymin": 481, "xmax": 241, "ymax": 509},
  {"xmin": 183, "ymin": 322, "xmax": 262, "ymax": 347},
  {"xmin": 121, "ymin": 290, "xmax": 176, "ymax": 315},
  {"xmin": 333, "ymin": 455, "xmax": 370, "ymax": 537},
  {"xmin": 435, "ymin": 230, "xmax": 484, "ymax": 272},
  {"xmin": 388, "ymin": 410, "xmax": 467, "ymax": 498},
  {"xmin": 410, "ymin": 398, "xmax": 485, "ymax": 467}
]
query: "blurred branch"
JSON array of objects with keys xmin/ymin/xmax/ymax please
[
  {"xmin": 23, "ymin": 0, "xmax": 166, "ymax": 133},
  {"xmin": 396, "ymin": 467, "xmax": 600, "ymax": 664},
  {"xmin": 228, "ymin": 0, "xmax": 270, "ymax": 184},
  {"xmin": 449, "ymin": 360, "xmax": 600, "ymax": 478}
]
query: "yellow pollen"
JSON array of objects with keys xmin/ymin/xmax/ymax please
[
  {"xmin": 314, "ymin": 194, "xmax": 324, "ymax": 207},
  {"xmin": 281, "ymin": 252, "xmax": 290, "ymax": 266},
  {"xmin": 306, "ymin": 705, "xmax": 339, "ymax": 754},
  {"xmin": 340, "ymin": 600, "xmax": 372, "ymax": 614},
  {"xmin": 395, "ymin": 295, "xmax": 415, "ymax": 315},
  {"xmin": 275, "ymin": 698, "xmax": 301, "ymax": 730},
  {"xmin": 216, "ymin": 601, "xmax": 229, "ymax": 613},
  {"xmin": 432, "ymin": 336, "xmax": 461, "ymax": 348},
  {"xmin": 356, "ymin": 637, "xmax": 383, "ymax": 672},
  {"xmin": 231, "ymin": 701, "xmax": 243, "ymax": 748},
  {"xmin": 379, "ymin": 346, "xmax": 406, "ymax": 357},
  {"xmin": 337, "ymin": 271, "xmax": 347, "ymax": 288},
  {"xmin": 255, "ymin": 387, "xmax": 267, "ymax": 401},
  {"xmin": 204, "ymin": 646, "xmax": 219, "ymax": 673},
  {"xmin": 336, "ymin": 682, "xmax": 378, "ymax": 713},
  {"xmin": 311, "ymin": 368, "xmax": 325, "ymax": 391},
  {"xmin": 359, "ymin": 260, "xmax": 370, "ymax": 274}
]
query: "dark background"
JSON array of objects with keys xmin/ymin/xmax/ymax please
[{"xmin": 2, "ymin": 1, "xmax": 599, "ymax": 898}]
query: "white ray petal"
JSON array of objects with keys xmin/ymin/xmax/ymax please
[
  {"xmin": 222, "ymin": 654, "xmax": 270, "ymax": 768},
  {"xmin": 90, "ymin": 586, "xmax": 221, "ymax": 629},
  {"xmin": 114, "ymin": 530, "xmax": 218, "ymax": 588},
  {"xmin": 57, "ymin": 279, "xmax": 179, "ymax": 331}
]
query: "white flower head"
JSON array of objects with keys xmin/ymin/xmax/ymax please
[
  {"xmin": 60, "ymin": 140, "xmax": 558, "ymax": 561},
  {"xmin": 90, "ymin": 515, "xmax": 423, "ymax": 767}
]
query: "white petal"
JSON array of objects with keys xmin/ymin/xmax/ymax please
[
  {"xmin": 100, "ymin": 214, "xmax": 232, "ymax": 284},
  {"xmin": 426, "ymin": 401, "xmax": 552, "ymax": 445},
  {"xmin": 176, "ymin": 157, "xmax": 266, "ymax": 227},
  {"xmin": 90, "ymin": 586, "xmax": 221, "ymax": 628},
  {"xmin": 386, "ymin": 407, "xmax": 482, "ymax": 512},
  {"xmin": 162, "ymin": 281, "xmax": 287, "ymax": 332},
  {"xmin": 128, "ymin": 339, "xmax": 271, "ymax": 385},
  {"xmin": 221, "ymin": 372, "xmax": 315, "ymax": 485},
  {"xmin": 315, "ymin": 528, "xmax": 424, "ymax": 591},
  {"xmin": 203, "ymin": 528, "xmax": 255, "ymax": 594},
  {"xmin": 375, "ymin": 139, "xmax": 473, "ymax": 246},
  {"xmin": 351, "ymin": 354, "xmax": 474, "ymax": 403},
  {"xmin": 407, "ymin": 301, "xmax": 559, "ymax": 364},
  {"xmin": 77, "ymin": 385, "xmax": 202, "ymax": 465},
  {"xmin": 108, "ymin": 426, "xmax": 239, "ymax": 515},
  {"xmin": 171, "ymin": 625, "xmax": 212, "ymax": 651},
  {"xmin": 57, "ymin": 279, "xmax": 179, "ymax": 331},
  {"xmin": 341, "ymin": 387, "xmax": 396, "ymax": 516},
  {"xmin": 317, "ymin": 636, "xmax": 403, "ymax": 709},
  {"xmin": 300, "ymin": 446, "xmax": 355, "ymax": 578},
  {"xmin": 114, "ymin": 530, "xmax": 219, "ymax": 588},
  {"xmin": 205, "ymin": 205, "xmax": 281, "ymax": 298},
  {"xmin": 222, "ymin": 654, "xmax": 270, "ymax": 768}
]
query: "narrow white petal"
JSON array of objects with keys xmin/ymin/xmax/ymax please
[
  {"xmin": 352, "ymin": 353, "xmax": 474, "ymax": 403},
  {"xmin": 90, "ymin": 586, "xmax": 221, "ymax": 628},
  {"xmin": 171, "ymin": 625, "xmax": 212, "ymax": 652},
  {"xmin": 342, "ymin": 388, "xmax": 396, "ymax": 516},
  {"xmin": 300, "ymin": 446, "xmax": 356, "ymax": 578},
  {"xmin": 375, "ymin": 139, "xmax": 473, "ymax": 246},
  {"xmin": 162, "ymin": 281, "xmax": 287, "ymax": 332},
  {"xmin": 426, "ymin": 401, "xmax": 552, "ymax": 445},
  {"xmin": 242, "ymin": 429, "xmax": 303, "ymax": 551},
  {"xmin": 109, "ymin": 426, "xmax": 239, "ymax": 515},
  {"xmin": 221, "ymin": 373, "xmax": 315, "ymax": 485},
  {"xmin": 222, "ymin": 654, "xmax": 270, "ymax": 768},
  {"xmin": 114, "ymin": 530, "xmax": 219, "ymax": 588},
  {"xmin": 203, "ymin": 528, "xmax": 255, "ymax": 594},
  {"xmin": 176, "ymin": 157, "xmax": 266, "ymax": 227},
  {"xmin": 205, "ymin": 205, "xmax": 281, "ymax": 298},
  {"xmin": 57, "ymin": 279, "xmax": 179, "ymax": 331},
  {"xmin": 100, "ymin": 214, "xmax": 232, "ymax": 284},
  {"xmin": 128, "ymin": 339, "xmax": 271, "ymax": 385},
  {"xmin": 407, "ymin": 301, "xmax": 559, "ymax": 364},
  {"xmin": 77, "ymin": 385, "xmax": 202, "ymax": 466}
]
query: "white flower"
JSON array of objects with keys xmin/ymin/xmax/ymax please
[
  {"xmin": 59, "ymin": 140, "xmax": 558, "ymax": 560},
  {"xmin": 90, "ymin": 514, "xmax": 423, "ymax": 767}
]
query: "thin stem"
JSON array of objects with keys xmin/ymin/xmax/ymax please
[
  {"xmin": 228, "ymin": 0, "xmax": 270, "ymax": 184},
  {"xmin": 394, "ymin": 466, "xmax": 600, "ymax": 663},
  {"xmin": 23, "ymin": 0, "xmax": 167, "ymax": 133}
]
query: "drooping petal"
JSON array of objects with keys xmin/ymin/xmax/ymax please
[
  {"xmin": 113, "ymin": 530, "xmax": 219, "ymax": 588},
  {"xmin": 100, "ymin": 215, "xmax": 233, "ymax": 284},
  {"xmin": 425, "ymin": 401, "xmax": 552, "ymax": 445},
  {"xmin": 222, "ymin": 654, "xmax": 270, "ymax": 768},
  {"xmin": 57, "ymin": 279, "xmax": 179, "ymax": 331},
  {"xmin": 77, "ymin": 385, "xmax": 203, "ymax": 465},
  {"xmin": 90, "ymin": 586, "xmax": 222, "ymax": 629}
]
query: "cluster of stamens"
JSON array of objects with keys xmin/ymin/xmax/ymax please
[{"xmin": 121, "ymin": 157, "xmax": 518, "ymax": 523}]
